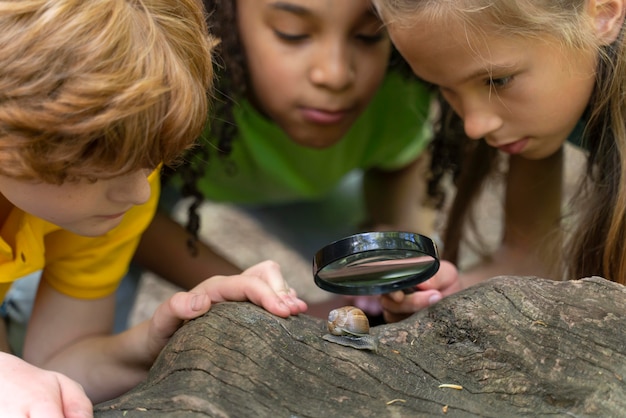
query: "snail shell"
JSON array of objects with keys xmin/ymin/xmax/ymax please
[{"xmin": 322, "ymin": 306, "xmax": 378, "ymax": 352}]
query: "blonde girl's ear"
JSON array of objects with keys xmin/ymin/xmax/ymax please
[{"xmin": 589, "ymin": 0, "xmax": 626, "ymax": 44}]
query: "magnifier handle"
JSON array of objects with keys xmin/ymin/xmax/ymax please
[{"xmin": 402, "ymin": 287, "xmax": 417, "ymax": 294}]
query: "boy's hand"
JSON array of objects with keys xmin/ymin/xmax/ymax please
[
  {"xmin": 146, "ymin": 260, "xmax": 307, "ymax": 358},
  {"xmin": 380, "ymin": 260, "xmax": 461, "ymax": 322},
  {"xmin": 0, "ymin": 352, "xmax": 92, "ymax": 418}
]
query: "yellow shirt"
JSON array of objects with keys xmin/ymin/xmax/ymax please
[{"xmin": 0, "ymin": 170, "xmax": 160, "ymax": 301}]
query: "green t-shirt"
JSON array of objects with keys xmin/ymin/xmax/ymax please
[{"xmin": 194, "ymin": 72, "xmax": 433, "ymax": 204}]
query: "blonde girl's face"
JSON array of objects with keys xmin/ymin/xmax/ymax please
[
  {"xmin": 387, "ymin": 18, "xmax": 599, "ymax": 160},
  {"xmin": 0, "ymin": 169, "xmax": 153, "ymax": 237},
  {"xmin": 237, "ymin": 0, "xmax": 391, "ymax": 148}
]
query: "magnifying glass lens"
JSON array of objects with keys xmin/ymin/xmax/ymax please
[{"xmin": 313, "ymin": 232, "xmax": 440, "ymax": 295}]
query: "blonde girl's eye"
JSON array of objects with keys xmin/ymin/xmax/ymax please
[{"xmin": 486, "ymin": 75, "xmax": 514, "ymax": 89}]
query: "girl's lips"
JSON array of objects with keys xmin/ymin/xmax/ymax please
[
  {"xmin": 300, "ymin": 107, "xmax": 349, "ymax": 125},
  {"xmin": 497, "ymin": 137, "xmax": 530, "ymax": 155}
]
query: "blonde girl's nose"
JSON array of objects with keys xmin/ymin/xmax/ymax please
[{"xmin": 462, "ymin": 108, "xmax": 503, "ymax": 140}]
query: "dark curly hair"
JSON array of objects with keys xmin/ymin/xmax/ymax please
[
  {"xmin": 164, "ymin": 0, "xmax": 244, "ymax": 255},
  {"xmin": 429, "ymin": 99, "xmax": 499, "ymax": 263}
]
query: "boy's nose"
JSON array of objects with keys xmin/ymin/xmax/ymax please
[{"xmin": 108, "ymin": 170, "xmax": 152, "ymax": 206}]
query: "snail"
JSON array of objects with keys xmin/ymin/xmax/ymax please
[{"xmin": 322, "ymin": 306, "xmax": 378, "ymax": 352}]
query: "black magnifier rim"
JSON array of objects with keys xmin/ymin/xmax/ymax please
[{"xmin": 313, "ymin": 231, "xmax": 440, "ymax": 295}]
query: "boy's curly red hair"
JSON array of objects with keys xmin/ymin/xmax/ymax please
[{"xmin": 0, "ymin": 0, "xmax": 215, "ymax": 183}]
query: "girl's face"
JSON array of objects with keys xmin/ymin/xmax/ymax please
[
  {"xmin": 387, "ymin": 18, "xmax": 598, "ymax": 160},
  {"xmin": 237, "ymin": 0, "xmax": 391, "ymax": 148},
  {"xmin": 0, "ymin": 169, "xmax": 153, "ymax": 237}
]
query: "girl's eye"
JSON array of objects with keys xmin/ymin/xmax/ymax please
[
  {"xmin": 356, "ymin": 33, "xmax": 385, "ymax": 44},
  {"xmin": 487, "ymin": 75, "xmax": 513, "ymax": 88},
  {"xmin": 274, "ymin": 30, "xmax": 308, "ymax": 42}
]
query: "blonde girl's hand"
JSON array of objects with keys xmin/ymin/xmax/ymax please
[
  {"xmin": 380, "ymin": 260, "xmax": 461, "ymax": 323},
  {"xmin": 146, "ymin": 260, "xmax": 307, "ymax": 358},
  {"xmin": 0, "ymin": 352, "xmax": 93, "ymax": 418}
]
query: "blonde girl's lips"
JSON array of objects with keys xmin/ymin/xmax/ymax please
[
  {"xmin": 301, "ymin": 107, "xmax": 349, "ymax": 125},
  {"xmin": 497, "ymin": 137, "xmax": 530, "ymax": 155}
]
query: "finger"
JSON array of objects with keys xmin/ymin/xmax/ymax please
[
  {"xmin": 190, "ymin": 260, "xmax": 308, "ymax": 317},
  {"xmin": 415, "ymin": 261, "xmax": 460, "ymax": 295},
  {"xmin": 386, "ymin": 290, "xmax": 405, "ymax": 303},
  {"xmin": 243, "ymin": 260, "xmax": 285, "ymax": 289},
  {"xmin": 22, "ymin": 374, "xmax": 92, "ymax": 418},
  {"xmin": 196, "ymin": 273, "xmax": 305, "ymax": 318},
  {"xmin": 247, "ymin": 262, "xmax": 306, "ymax": 314},
  {"xmin": 234, "ymin": 261, "xmax": 308, "ymax": 316},
  {"xmin": 407, "ymin": 290, "xmax": 443, "ymax": 310},
  {"xmin": 235, "ymin": 275, "xmax": 305, "ymax": 318},
  {"xmin": 151, "ymin": 291, "xmax": 212, "ymax": 342},
  {"xmin": 57, "ymin": 373, "xmax": 93, "ymax": 418},
  {"xmin": 26, "ymin": 403, "xmax": 67, "ymax": 418},
  {"xmin": 279, "ymin": 286, "xmax": 308, "ymax": 316},
  {"xmin": 381, "ymin": 289, "xmax": 442, "ymax": 322}
]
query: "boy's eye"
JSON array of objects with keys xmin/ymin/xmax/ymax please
[{"xmin": 274, "ymin": 30, "xmax": 308, "ymax": 42}]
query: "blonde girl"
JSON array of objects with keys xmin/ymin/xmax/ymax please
[{"xmin": 372, "ymin": 0, "xmax": 626, "ymax": 319}]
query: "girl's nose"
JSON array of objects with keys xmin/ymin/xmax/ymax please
[
  {"xmin": 309, "ymin": 43, "xmax": 355, "ymax": 91},
  {"xmin": 462, "ymin": 108, "xmax": 503, "ymax": 140},
  {"xmin": 107, "ymin": 170, "xmax": 152, "ymax": 206}
]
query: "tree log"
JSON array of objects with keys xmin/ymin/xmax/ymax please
[{"xmin": 95, "ymin": 276, "xmax": 626, "ymax": 417}]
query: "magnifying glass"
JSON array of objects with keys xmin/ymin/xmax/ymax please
[{"xmin": 313, "ymin": 231, "xmax": 440, "ymax": 295}]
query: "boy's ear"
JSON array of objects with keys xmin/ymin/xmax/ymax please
[{"xmin": 590, "ymin": 0, "xmax": 625, "ymax": 44}]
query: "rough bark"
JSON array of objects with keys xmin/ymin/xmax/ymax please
[{"xmin": 95, "ymin": 276, "xmax": 626, "ymax": 417}]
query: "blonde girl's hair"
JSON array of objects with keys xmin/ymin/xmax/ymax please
[
  {"xmin": 376, "ymin": 0, "xmax": 626, "ymax": 285},
  {"xmin": 0, "ymin": 0, "xmax": 215, "ymax": 183}
]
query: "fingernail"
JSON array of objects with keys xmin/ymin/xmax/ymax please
[
  {"xmin": 428, "ymin": 294, "xmax": 442, "ymax": 306},
  {"xmin": 191, "ymin": 294, "xmax": 206, "ymax": 311}
]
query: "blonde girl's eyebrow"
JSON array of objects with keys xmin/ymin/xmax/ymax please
[{"xmin": 461, "ymin": 62, "xmax": 520, "ymax": 84}]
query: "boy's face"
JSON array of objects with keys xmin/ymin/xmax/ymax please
[
  {"xmin": 387, "ymin": 18, "xmax": 597, "ymax": 160},
  {"xmin": 237, "ymin": 0, "xmax": 391, "ymax": 148},
  {"xmin": 0, "ymin": 169, "xmax": 152, "ymax": 237}
]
